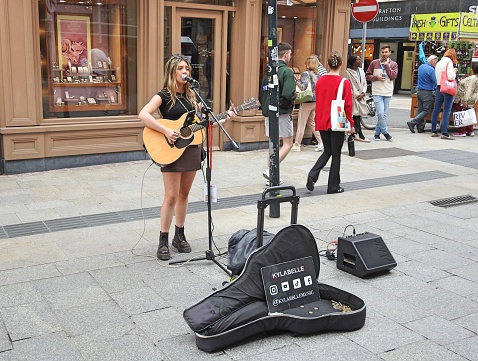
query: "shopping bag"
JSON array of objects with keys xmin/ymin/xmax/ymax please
[
  {"xmin": 330, "ymin": 78, "xmax": 351, "ymax": 132},
  {"xmin": 295, "ymin": 73, "xmax": 313, "ymax": 103},
  {"xmin": 295, "ymin": 82, "xmax": 313, "ymax": 103},
  {"xmin": 453, "ymin": 108, "xmax": 477, "ymax": 127},
  {"xmin": 440, "ymin": 63, "xmax": 457, "ymax": 96}
]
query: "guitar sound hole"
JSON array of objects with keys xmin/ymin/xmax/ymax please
[{"xmin": 180, "ymin": 127, "xmax": 193, "ymax": 138}]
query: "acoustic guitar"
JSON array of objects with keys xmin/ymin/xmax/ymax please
[{"xmin": 143, "ymin": 98, "xmax": 260, "ymax": 165}]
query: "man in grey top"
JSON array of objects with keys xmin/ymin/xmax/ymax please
[{"xmin": 407, "ymin": 55, "xmax": 438, "ymax": 133}]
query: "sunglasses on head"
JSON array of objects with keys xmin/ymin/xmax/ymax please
[{"xmin": 171, "ymin": 54, "xmax": 188, "ymax": 61}]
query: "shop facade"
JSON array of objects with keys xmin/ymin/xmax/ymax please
[
  {"xmin": 349, "ymin": 0, "xmax": 478, "ymax": 93},
  {"xmin": 0, "ymin": 0, "xmax": 351, "ymax": 174}
]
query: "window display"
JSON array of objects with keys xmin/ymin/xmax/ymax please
[{"xmin": 39, "ymin": 0, "xmax": 137, "ymax": 119}]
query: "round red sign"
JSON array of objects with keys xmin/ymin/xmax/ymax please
[{"xmin": 351, "ymin": 0, "xmax": 379, "ymax": 23}]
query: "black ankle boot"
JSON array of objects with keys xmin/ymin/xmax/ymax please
[
  {"xmin": 157, "ymin": 232, "xmax": 170, "ymax": 260},
  {"xmin": 172, "ymin": 226, "xmax": 191, "ymax": 253}
]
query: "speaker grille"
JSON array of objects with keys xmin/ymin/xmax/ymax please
[{"xmin": 354, "ymin": 237, "xmax": 396, "ymax": 269}]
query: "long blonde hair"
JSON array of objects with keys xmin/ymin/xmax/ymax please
[{"xmin": 163, "ymin": 55, "xmax": 198, "ymax": 110}]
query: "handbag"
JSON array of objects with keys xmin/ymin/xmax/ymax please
[
  {"xmin": 330, "ymin": 78, "xmax": 351, "ymax": 132},
  {"xmin": 440, "ymin": 62, "xmax": 457, "ymax": 96},
  {"xmin": 295, "ymin": 72, "xmax": 313, "ymax": 103},
  {"xmin": 453, "ymin": 107, "xmax": 477, "ymax": 127}
]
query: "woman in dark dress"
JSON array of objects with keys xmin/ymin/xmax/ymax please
[{"xmin": 139, "ymin": 55, "xmax": 234, "ymax": 260}]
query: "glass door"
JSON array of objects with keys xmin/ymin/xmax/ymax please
[{"xmin": 174, "ymin": 9, "xmax": 224, "ymax": 147}]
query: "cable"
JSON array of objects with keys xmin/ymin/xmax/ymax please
[{"xmin": 130, "ymin": 161, "xmax": 209, "ymax": 269}]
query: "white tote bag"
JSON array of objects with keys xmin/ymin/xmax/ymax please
[
  {"xmin": 330, "ymin": 78, "xmax": 351, "ymax": 132},
  {"xmin": 453, "ymin": 107, "xmax": 477, "ymax": 127}
]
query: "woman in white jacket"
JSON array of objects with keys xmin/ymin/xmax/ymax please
[
  {"xmin": 346, "ymin": 55, "xmax": 370, "ymax": 142},
  {"xmin": 430, "ymin": 49, "xmax": 458, "ymax": 139}
]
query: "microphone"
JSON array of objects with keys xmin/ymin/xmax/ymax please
[{"xmin": 181, "ymin": 74, "xmax": 199, "ymax": 84}]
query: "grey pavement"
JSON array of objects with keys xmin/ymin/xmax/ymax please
[{"xmin": 1, "ymin": 98, "xmax": 478, "ymax": 360}]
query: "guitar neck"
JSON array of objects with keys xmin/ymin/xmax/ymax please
[{"xmin": 215, "ymin": 104, "xmax": 247, "ymax": 121}]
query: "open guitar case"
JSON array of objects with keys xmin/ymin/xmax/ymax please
[{"xmin": 183, "ymin": 186, "xmax": 366, "ymax": 352}]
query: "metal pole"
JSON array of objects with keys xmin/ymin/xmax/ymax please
[
  {"xmin": 361, "ymin": 22, "xmax": 367, "ymax": 69},
  {"xmin": 267, "ymin": 0, "xmax": 280, "ymax": 218}
]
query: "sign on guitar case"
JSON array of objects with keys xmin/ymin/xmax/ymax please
[{"xmin": 261, "ymin": 256, "xmax": 319, "ymax": 313}]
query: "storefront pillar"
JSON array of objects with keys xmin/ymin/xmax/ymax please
[
  {"xmin": 228, "ymin": 0, "xmax": 265, "ymax": 149},
  {"xmin": 0, "ymin": 0, "xmax": 42, "ymax": 128},
  {"xmin": 137, "ymin": 0, "xmax": 164, "ymax": 108},
  {"xmin": 317, "ymin": 0, "xmax": 351, "ymax": 75}
]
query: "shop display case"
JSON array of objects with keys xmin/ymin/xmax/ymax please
[{"xmin": 41, "ymin": 2, "xmax": 128, "ymax": 118}]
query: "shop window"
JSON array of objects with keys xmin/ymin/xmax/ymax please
[
  {"xmin": 351, "ymin": 40, "xmax": 374, "ymax": 70},
  {"xmin": 259, "ymin": 1, "xmax": 317, "ymax": 103},
  {"xmin": 38, "ymin": 0, "xmax": 137, "ymax": 120},
  {"xmin": 166, "ymin": 0, "xmax": 234, "ymax": 5}
]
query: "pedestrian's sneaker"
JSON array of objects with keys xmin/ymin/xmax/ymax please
[
  {"xmin": 431, "ymin": 132, "xmax": 440, "ymax": 137},
  {"xmin": 384, "ymin": 133, "xmax": 393, "ymax": 141},
  {"xmin": 262, "ymin": 168, "xmax": 269, "ymax": 180},
  {"xmin": 314, "ymin": 143, "xmax": 324, "ymax": 152},
  {"xmin": 452, "ymin": 132, "xmax": 466, "ymax": 137},
  {"xmin": 291, "ymin": 144, "xmax": 301, "ymax": 152},
  {"xmin": 374, "ymin": 134, "xmax": 380, "ymax": 141},
  {"xmin": 467, "ymin": 132, "xmax": 475, "ymax": 137}
]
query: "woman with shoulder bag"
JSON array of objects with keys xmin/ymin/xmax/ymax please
[
  {"xmin": 346, "ymin": 55, "xmax": 371, "ymax": 142},
  {"xmin": 306, "ymin": 51, "xmax": 355, "ymax": 194},
  {"xmin": 292, "ymin": 55, "xmax": 327, "ymax": 152},
  {"xmin": 430, "ymin": 48, "xmax": 458, "ymax": 139}
]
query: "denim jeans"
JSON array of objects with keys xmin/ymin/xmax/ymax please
[
  {"xmin": 372, "ymin": 95, "xmax": 391, "ymax": 136},
  {"xmin": 431, "ymin": 86, "xmax": 454, "ymax": 134}
]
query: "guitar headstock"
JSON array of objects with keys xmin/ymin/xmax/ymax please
[{"xmin": 234, "ymin": 98, "xmax": 261, "ymax": 113}]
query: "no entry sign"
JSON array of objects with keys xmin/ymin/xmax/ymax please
[{"xmin": 351, "ymin": 0, "xmax": 379, "ymax": 23}]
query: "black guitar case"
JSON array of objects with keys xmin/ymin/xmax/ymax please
[{"xmin": 183, "ymin": 188, "xmax": 366, "ymax": 352}]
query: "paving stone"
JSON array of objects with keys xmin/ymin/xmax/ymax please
[
  {"xmin": 55, "ymin": 253, "xmax": 124, "ymax": 275},
  {"xmin": 89, "ymin": 264, "xmax": 148, "ymax": 293},
  {"xmin": 346, "ymin": 312, "xmax": 423, "ymax": 354},
  {"xmin": 110, "ymin": 286, "xmax": 167, "ymax": 315},
  {"xmin": 44, "ymin": 286, "xmax": 111, "ymax": 310},
  {"xmin": 403, "ymin": 288, "xmax": 478, "ymax": 321},
  {"xmin": 396, "ymin": 259, "xmax": 450, "ymax": 283},
  {"xmin": 33, "ymin": 272, "xmax": 97, "ymax": 294},
  {"xmin": 54, "ymin": 300, "xmax": 132, "ymax": 337},
  {"xmin": 222, "ymin": 332, "xmax": 295, "ymax": 360},
  {"xmin": 72, "ymin": 325, "xmax": 165, "ymax": 361},
  {"xmin": 453, "ymin": 312, "xmax": 478, "ymax": 334},
  {"xmin": 10, "ymin": 332, "xmax": 83, "ymax": 361},
  {"xmin": 0, "ymin": 264, "xmax": 61, "ymax": 287},
  {"xmin": 156, "ymin": 334, "xmax": 232, "ymax": 360},
  {"xmin": 405, "ymin": 315, "xmax": 474, "ymax": 345},
  {"xmin": 0, "ymin": 302, "xmax": 62, "ymax": 341},
  {"xmin": 131, "ymin": 307, "xmax": 190, "ymax": 342},
  {"xmin": 0, "ymin": 316, "xmax": 12, "ymax": 353},
  {"xmin": 379, "ymin": 339, "xmax": 468, "ymax": 361},
  {"xmin": 447, "ymin": 335, "xmax": 478, "ymax": 361},
  {"xmin": 295, "ymin": 333, "xmax": 382, "ymax": 361},
  {"xmin": 408, "ymin": 249, "xmax": 474, "ymax": 271},
  {"xmin": 0, "ymin": 282, "xmax": 43, "ymax": 308},
  {"xmin": 450, "ymin": 261, "xmax": 478, "ymax": 283},
  {"xmin": 430, "ymin": 275, "xmax": 478, "ymax": 297}
]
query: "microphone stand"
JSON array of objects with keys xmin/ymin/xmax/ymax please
[{"xmin": 169, "ymin": 79, "xmax": 239, "ymax": 277}]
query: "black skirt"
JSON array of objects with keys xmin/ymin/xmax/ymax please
[{"xmin": 161, "ymin": 144, "xmax": 202, "ymax": 172}]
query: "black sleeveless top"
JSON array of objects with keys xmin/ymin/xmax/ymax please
[{"xmin": 157, "ymin": 89, "xmax": 195, "ymax": 120}]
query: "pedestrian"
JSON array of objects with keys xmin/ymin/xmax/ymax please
[
  {"xmin": 306, "ymin": 51, "xmax": 355, "ymax": 194},
  {"xmin": 430, "ymin": 48, "xmax": 458, "ymax": 140},
  {"xmin": 346, "ymin": 54, "xmax": 371, "ymax": 142},
  {"xmin": 407, "ymin": 54, "xmax": 438, "ymax": 133},
  {"xmin": 261, "ymin": 42, "xmax": 296, "ymax": 185},
  {"xmin": 292, "ymin": 55, "xmax": 326, "ymax": 152},
  {"xmin": 452, "ymin": 61, "xmax": 478, "ymax": 137},
  {"xmin": 365, "ymin": 44, "xmax": 399, "ymax": 141},
  {"xmin": 139, "ymin": 54, "xmax": 234, "ymax": 260}
]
